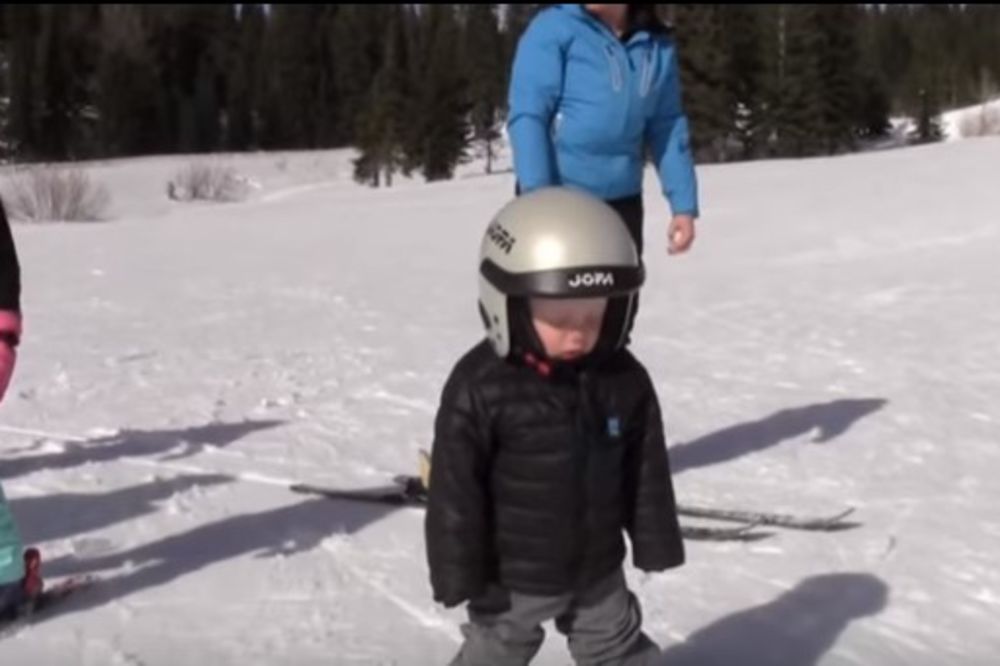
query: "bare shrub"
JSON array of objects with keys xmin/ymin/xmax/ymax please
[
  {"xmin": 4, "ymin": 167, "xmax": 111, "ymax": 222},
  {"xmin": 167, "ymin": 163, "xmax": 255, "ymax": 203}
]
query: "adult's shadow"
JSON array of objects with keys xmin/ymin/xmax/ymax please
[
  {"xmin": 659, "ymin": 573, "xmax": 890, "ymax": 666},
  {"xmin": 670, "ymin": 399, "xmax": 888, "ymax": 475},
  {"xmin": 11, "ymin": 473, "xmax": 234, "ymax": 545},
  {"xmin": 0, "ymin": 419, "xmax": 285, "ymax": 480},
  {"xmin": 41, "ymin": 492, "xmax": 402, "ymax": 619}
]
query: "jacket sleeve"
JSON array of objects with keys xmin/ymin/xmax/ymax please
[
  {"xmin": 625, "ymin": 369, "xmax": 685, "ymax": 571},
  {"xmin": 507, "ymin": 11, "xmax": 566, "ymax": 193},
  {"xmin": 645, "ymin": 40, "xmax": 699, "ymax": 218},
  {"xmin": 0, "ymin": 482, "xmax": 26, "ymax": 584},
  {"xmin": 424, "ymin": 368, "xmax": 492, "ymax": 607},
  {"xmin": 0, "ymin": 199, "xmax": 21, "ymax": 313}
]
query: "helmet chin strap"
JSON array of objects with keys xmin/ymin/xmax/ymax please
[
  {"xmin": 507, "ymin": 297, "xmax": 546, "ymax": 360},
  {"xmin": 585, "ymin": 294, "xmax": 632, "ymax": 358}
]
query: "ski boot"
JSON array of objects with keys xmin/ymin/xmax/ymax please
[{"xmin": 0, "ymin": 547, "xmax": 43, "ymax": 621}]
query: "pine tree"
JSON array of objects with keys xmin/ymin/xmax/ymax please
[
  {"xmin": 353, "ymin": 6, "xmax": 409, "ymax": 187},
  {"xmin": 259, "ymin": 5, "xmax": 340, "ymax": 149},
  {"xmin": 224, "ymin": 4, "xmax": 266, "ymax": 150},
  {"xmin": 95, "ymin": 6, "xmax": 164, "ymax": 156},
  {"xmin": 4, "ymin": 5, "xmax": 98, "ymax": 160},
  {"xmin": 770, "ymin": 5, "xmax": 825, "ymax": 157},
  {"xmin": 462, "ymin": 4, "xmax": 504, "ymax": 173},
  {"xmin": 2, "ymin": 4, "xmax": 995, "ymax": 164},
  {"xmin": 867, "ymin": 4, "xmax": 913, "ymax": 113},
  {"xmin": 914, "ymin": 87, "xmax": 943, "ymax": 144},
  {"xmin": 333, "ymin": 5, "xmax": 391, "ymax": 147},
  {"xmin": 313, "ymin": 6, "xmax": 342, "ymax": 148},
  {"xmin": 4, "ymin": 5, "xmax": 41, "ymax": 158},
  {"xmin": 0, "ymin": 13, "xmax": 9, "ymax": 157},
  {"xmin": 854, "ymin": 71, "xmax": 892, "ymax": 141},
  {"xmin": 130, "ymin": 5, "xmax": 230, "ymax": 154},
  {"xmin": 401, "ymin": 6, "xmax": 432, "ymax": 175},
  {"xmin": 39, "ymin": 5, "xmax": 99, "ymax": 159},
  {"xmin": 814, "ymin": 5, "xmax": 863, "ymax": 154},
  {"xmin": 721, "ymin": 5, "xmax": 767, "ymax": 159},
  {"xmin": 856, "ymin": 8, "xmax": 892, "ymax": 141},
  {"xmin": 673, "ymin": 5, "xmax": 731, "ymax": 162},
  {"xmin": 193, "ymin": 53, "xmax": 220, "ymax": 152},
  {"xmin": 408, "ymin": 5, "xmax": 471, "ymax": 181},
  {"xmin": 753, "ymin": 4, "xmax": 781, "ymax": 157},
  {"xmin": 902, "ymin": 7, "xmax": 947, "ymax": 141}
]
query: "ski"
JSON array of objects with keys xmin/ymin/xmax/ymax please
[
  {"xmin": 392, "ymin": 467, "xmax": 857, "ymax": 532},
  {"xmin": 675, "ymin": 504, "xmax": 858, "ymax": 531},
  {"xmin": 679, "ymin": 522, "xmax": 771, "ymax": 542},
  {"xmin": 290, "ymin": 482, "xmax": 427, "ymax": 507},
  {"xmin": 393, "ymin": 474, "xmax": 772, "ymax": 541},
  {"xmin": 291, "ymin": 481, "xmax": 769, "ymax": 542}
]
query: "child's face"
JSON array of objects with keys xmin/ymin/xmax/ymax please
[{"xmin": 530, "ymin": 297, "xmax": 608, "ymax": 361}]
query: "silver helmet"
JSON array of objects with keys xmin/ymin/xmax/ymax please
[{"xmin": 478, "ymin": 187, "xmax": 644, "ymax": 358}]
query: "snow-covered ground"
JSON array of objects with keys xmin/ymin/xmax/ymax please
[
  {"xmin": 1, "ymin": 136, "xmax": 999, "ymax": 665},
  {"xmin": 941, "ymin": 97, "xmax": 1000, "ymax": 141},
  {"xmin": 885, "ymin": 95, "xmax": 1000, "ymax": 147}
]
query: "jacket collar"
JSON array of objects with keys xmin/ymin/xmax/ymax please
[{"xmin": 559, "ymin": 4, "xmax": 654, "ymax": 46}]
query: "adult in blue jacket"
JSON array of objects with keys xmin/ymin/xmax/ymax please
[{"xmin": 508, "ymin": 4, "xmax": 699, "ymax": 258}]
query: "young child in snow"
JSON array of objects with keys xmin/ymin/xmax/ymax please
[
  {"xmin": 0, "ymin": 197, "xmax": 41, "ymax": 619},
  {"xmin": 425, "ymin": 187, "xmax": 685, "ymax": 665}
]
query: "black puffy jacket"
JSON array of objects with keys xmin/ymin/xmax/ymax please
[
  {"xmin": 425, "ymin": 340, "xmax": 684, "ymax": 606},
  {"xmin": 0, "ymin": 200, "xmax": 20, "ymax": 312}
]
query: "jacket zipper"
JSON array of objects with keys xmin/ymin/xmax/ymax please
[{"xmin": 604, "ymin": 43, "xmax": 624, "ymax": 93}]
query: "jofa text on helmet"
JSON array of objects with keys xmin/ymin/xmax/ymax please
[
  {"xmin": 568, "ymin": 271, "xmax": 614, "ymax": 289},
  {"xmin": 486, "ymin": 221, "xmax": 516, "ymax": 255}
]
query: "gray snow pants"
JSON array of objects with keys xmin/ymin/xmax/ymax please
[{"xmin": 449, "ymin": 569, "xmax": 661, "ymax": 666}]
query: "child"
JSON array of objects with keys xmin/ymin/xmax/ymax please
[
  {"xmin": 425, "ymin": 187, "xmax": 685, "ymax": 665},
  {"xmin": 1, "ymin": 197, "xmax": 40, "ymax": 619}
]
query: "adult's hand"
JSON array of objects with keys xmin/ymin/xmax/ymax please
[{"xmin": 668, "ymin": 214, "xmax": 696, "ymax": 255}]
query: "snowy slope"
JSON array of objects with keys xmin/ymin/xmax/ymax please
[
  {"xmin": 1, "ymin": 137, "xmax": 999, "ymax": 665},
  {"xmin": 886, "ymin": 95, "xmax": 1000, "ymax": 145},
  {"xmin": 942, "ymin": 97, "xmax": 1000, "ymax": 140}
]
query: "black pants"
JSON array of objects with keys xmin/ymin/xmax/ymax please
[
  {"xmin": 605, "ymin": 194, "xmax": 644, "ymax": 344},
  {"xmin": 605, "ymin": 194, "xmax": 644, "ymax": 258}
]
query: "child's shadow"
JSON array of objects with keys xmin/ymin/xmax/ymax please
[
  {"xmin": 659, "ymin": 573, "xmax": 889, "ymax": 665},
  {"xmin": 670, "ymin": 399, "xmax": 888, "ymax": 475}
]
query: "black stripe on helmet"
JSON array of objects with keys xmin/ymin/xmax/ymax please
[{"xmin": 480, "ymin": 259, "xmax": 644, "ymax": 298}]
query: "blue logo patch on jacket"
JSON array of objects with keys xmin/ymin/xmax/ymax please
[{"xmin": 607, "ymin": 416, "xmax": 622, "ymax": 438}]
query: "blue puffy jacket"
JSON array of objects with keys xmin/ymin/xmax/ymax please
[{"xmin": 508, "ymin": 4, "xmax": 699, "ymax": 216}]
